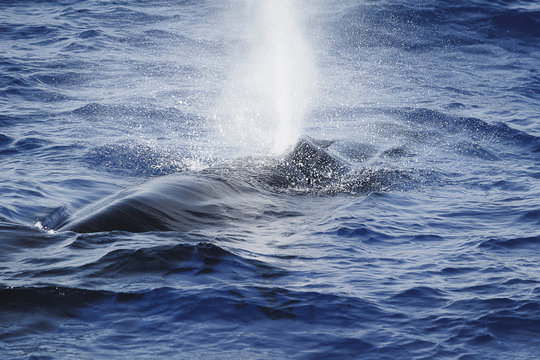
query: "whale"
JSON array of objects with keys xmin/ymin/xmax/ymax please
[
  {"xmin": 52, "ymin": 138, "xmax": 407, "ymax": 233},
  {"xmin": 53, "ymin": 138, "xmax": 349, "ymax": 233}
]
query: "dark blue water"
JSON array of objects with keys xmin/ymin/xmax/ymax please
[{"xmin": 1, "ymin": 0, "xmax": 540, "ymax": 359}]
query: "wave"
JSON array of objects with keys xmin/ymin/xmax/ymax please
[
  {"xmin": 330, "ymin": 1, "xmax": 539, "ymax": 52},
  {"xmin": 70, "ymin": 241, "xmax": 286, "ymax": 282},
  {"xmin": 67, "ymin": 103, "xmax": 205, "ymax": 134},
  {"xmin": 69, "ymin": 102, "xmax": 187, "ymax": 119},
  {"xmin": 391, "ymin": 107, "xmax": 539, "ymax": 144},
  {"xmin": 0, "ymin": 133, "xmax": 14, "ymax": 148},
  {"xmin": 83, "ymin": 143, "xmax": 187, "ymax": 177},
  {"xmin": 0, "ymin": 283, "xmax": 383, "ymax": 333},
  {"xmin": 0, "ymin": 136, "xmax": 84, "ymax": 160},
  {"xmin": 317, "ymin": 106, "xmax": 540, "ymax": 154},
  {"xmin": 3, "ymin": 281, "xmax": 539, "ymax": 358},
  {"xmin": 479, "ymin": 235, "xmax": 540, "ymax": 250}
]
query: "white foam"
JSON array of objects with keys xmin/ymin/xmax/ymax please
[{"xmin": 34, "ymin": 221, "xmax": 57, "ymax": 234}]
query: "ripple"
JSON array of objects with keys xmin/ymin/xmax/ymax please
[
  {"xmin": 14, "ymin": 137, "xmax": 52, "ymax": 151},
  {"xmin": 479, "ymin": 235, "xmax": 540, "ymax": 250},
  {"xmin": 389, "ymin": 286, "xmax": 449, "ymax": 308}
]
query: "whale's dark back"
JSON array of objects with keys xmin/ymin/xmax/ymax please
[
  {"xmin": 57, "ymin": 139, "xmax": 336, "ymax": 233},
  {"xmin": 56, "ymin": 138, "xmax": 409, "ymax": 233},
  {"xmin": 59, "ymin": 174, "xmax": 269, "ymax": 233}
]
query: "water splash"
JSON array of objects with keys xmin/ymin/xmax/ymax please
[{"xmin": 214, "ymin": 0, "xmax": 317, "ymax": 156}]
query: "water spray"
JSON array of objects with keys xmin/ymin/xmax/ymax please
[{"xmin": 214, "ymin": 0, "xmax": 317, "ymax": 157}]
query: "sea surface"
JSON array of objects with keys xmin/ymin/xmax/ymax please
[{"xmin": 1, "ymin": 0, "xmax": 540, "ymax": 359}]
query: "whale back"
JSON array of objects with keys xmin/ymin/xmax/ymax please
[{"xmin": 54, "ymin": 138, "xmax": 406, "ymax": 233}]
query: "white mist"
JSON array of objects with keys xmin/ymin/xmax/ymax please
[{"xmin": 214, "ymin": 0, "xmax": 317, "ymax": 156}]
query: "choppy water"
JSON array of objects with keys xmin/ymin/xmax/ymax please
[{"xmin": 1, "ymin": 0, "xmax": 540, "ymax": 359}]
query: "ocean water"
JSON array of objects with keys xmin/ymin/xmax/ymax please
[{"xmin": 1, "ymin": 0, "xmax": 540, "ymax": 359}]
